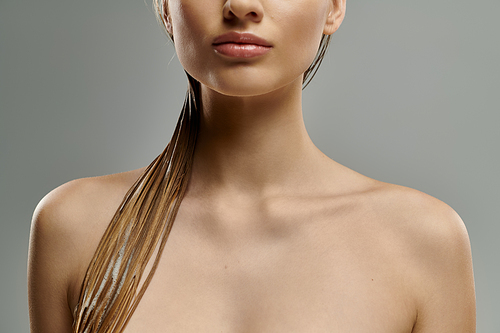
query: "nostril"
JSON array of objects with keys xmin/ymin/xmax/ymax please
[
  {"xmin": 223, "ymin": 2, "xmax": 264, "ymax": 22},
  {"xmin": 226, "ymin": 10, "xmax": 257, "ymax": 20}
]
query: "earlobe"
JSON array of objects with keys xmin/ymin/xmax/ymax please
[{"xmin": 323, "ymin": 0, "xmax": 346, "ymax": 35}]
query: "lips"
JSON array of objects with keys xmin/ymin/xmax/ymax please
[{"xmin": 212, "ymin": 32, "xmax": 272, "ymax": 58}]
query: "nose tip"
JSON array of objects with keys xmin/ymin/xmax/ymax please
[{"xmin": 223, "ymin": 0, "xmax": 264, "ymax": 23}]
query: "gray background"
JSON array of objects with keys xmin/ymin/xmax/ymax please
[{"xmin": 1, "ymin": 0, "xmax": 499, "ymax": 331}]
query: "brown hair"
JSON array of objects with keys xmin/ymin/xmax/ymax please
[{"xmin": 72, "ymin": 1, "xmax": 332, "ymax": 331}]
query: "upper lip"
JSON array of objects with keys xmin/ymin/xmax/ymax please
[{"xmin": 212, "ymin": 32, "xmax": 272, "ymax": 47}]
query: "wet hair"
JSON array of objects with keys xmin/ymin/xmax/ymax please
[{"xmin": 72, "ymin": 1, "xmax": 331, "ymax": 331}]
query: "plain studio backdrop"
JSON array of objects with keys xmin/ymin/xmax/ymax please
[{"xmin": 1, "ymin": 0, "xmax": 499, "ymax": 331}]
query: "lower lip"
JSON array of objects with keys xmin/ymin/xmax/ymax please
[{"xmin": 213, "ymin": 43, "xmax": 271, "ymax": 58}]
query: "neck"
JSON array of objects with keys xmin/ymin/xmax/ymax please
[{"xmin": 188, "ymin": 77, "xmax": 328, "ymax": 196}]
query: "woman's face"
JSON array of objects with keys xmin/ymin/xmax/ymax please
[{"xmin": 166, "ymin": 0, "xmax": 343, "ymax": 97}]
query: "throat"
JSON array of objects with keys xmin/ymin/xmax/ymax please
[{"xmin": 189, "ymin": 80, "xmax": 325, "ymax": 194}]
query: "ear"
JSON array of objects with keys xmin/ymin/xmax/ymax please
[
  {"xmin": 323, "ymin": 0, "xmax": 346, "ymax": 35},
  {"xmin": 163, "ymin": 0, "xmax": 173, "ymax": 35},
  {"xmin": 166, "ymin": 15, "xmax": 173, "ymax": 35}
]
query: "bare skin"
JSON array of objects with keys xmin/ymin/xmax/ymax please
[
  {"xmin": 28, "ymin": 154, "xmax": 476, "ymax": 332},
  {"xmin": 28, "ymin": 0, "xmax": 475, "ymax": 331}
]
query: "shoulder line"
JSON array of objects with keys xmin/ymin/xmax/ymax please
[
  {"xmin": 33, "ymin": 168, "xmax": 145, "ymax": 228},
  {"xmin": 358, "ymin": 182, "xmax": 471, "ymax": 269},
  {"xmin": 29, "ymin": 169, "xmax": 146, "ymax": 312}
]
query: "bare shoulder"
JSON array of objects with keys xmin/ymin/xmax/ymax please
[
  {"xmin": 28, "ymin": 168, "xmax": 144, "ymax": 332},
  {"xmin": 333, "ymin": 168, "xmax": 470, "ymax": 247},
  {"xmin": 361, "ymin": 181, "xmax": 476, "ymax": 332},
  {"xmin": 33, "ymin": 168, "xmax": 143, "ymax": 231},
  {"xmin": 367, "ymin": 182, "xmax": 471, "ymax": 261},
  {"xmin": 366, "ymin": 182, "xmax": 468, "ymax": 240},
  {"xmin": 31, "ymin": 169, "xmax": 144, "ymax": 259},
  {"xmin": 338, "ymin": 176, "xmax": 473, "ymax": 280},
  {"xmin": 31, "ymin": 167, "xmax": 146, "ymax": 279}
]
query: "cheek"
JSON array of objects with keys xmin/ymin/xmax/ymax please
[
  {"xmin": 278, "ymin": 1, "xmax": 328, "ymax": 68},
  {"xmin": 169, "ymin": 1, "xmax": 213, "ymax": 71}
]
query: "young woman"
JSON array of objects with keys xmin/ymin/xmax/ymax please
[{"xmin": 28, "ymin": 0, "xmax": 476, "ymax": 332}]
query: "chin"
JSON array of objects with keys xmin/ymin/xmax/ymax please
[
  {"xmin": 202, "ymin": 71, "xmax": 300, "ymax": 98},
  {"xmin": 211, "ymin": 82, "xmax": 278, "ymax": 97},
  {"xmin": 181, "ymin": 54, "xmax": 307, "ymax": 98}
]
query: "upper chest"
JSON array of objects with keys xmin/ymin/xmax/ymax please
[{"xmin": 121, "ymin": 198, "xmax": 417, "ymax": 333}]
